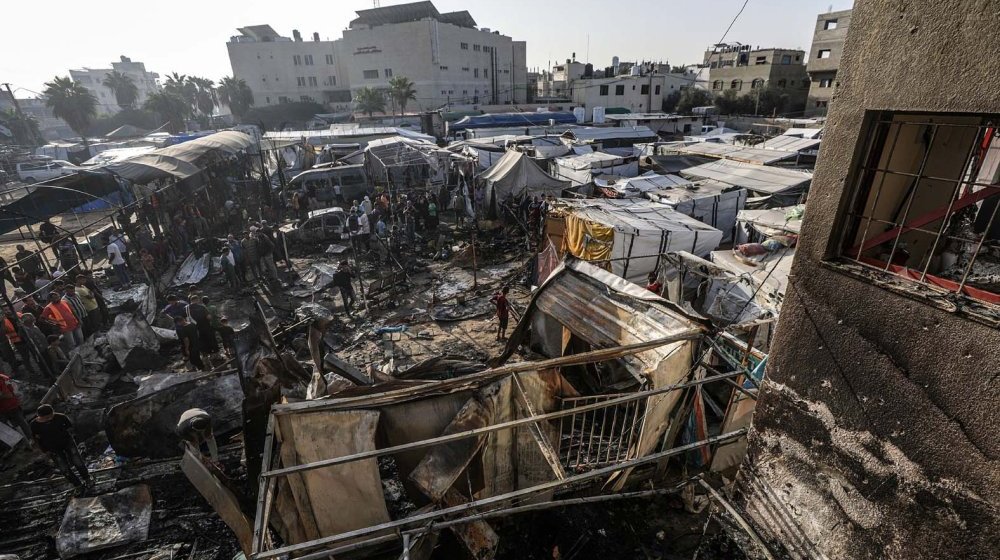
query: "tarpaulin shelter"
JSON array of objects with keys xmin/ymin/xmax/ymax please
[
  {"xmin": 448, "ymin": 111, "xmax": 577, "ymax": 133},
  {"xmin": 479, "ymin": 150, "xmax": 569, "ymax": 206},
  {"xmin": 546, "ymin": 198, "xmax": 723, "ymax": 284},
  {"xmin": 363, "ymin": 135, "xmax": 461, "ymax": 186},
  {"xmin": 551, "ymin": 151, "xmax": 640, "ymax": 186},
  {"xmin": 672, "ymin": 142, "xmax": 799, "ymax": 165},
  {"xmin": 645, "ymin": 179, "xmax": 748, "ymax": 243},
  {"xmin": 595, "ymin": 172, "xmax": 692, "ymax": 199},
  {"xmin": 679, "ymin": 159, "xmax": 812, "ymax": 207},
  {"xmin": 107, "ymin": 130, "xmax": 256, "ymax": 184},
  {"xmin": 0, "ymin": 170, "xmax": 126, "ymax": 235},
  {"xmin": 559, "ymin": 126, "xmax": 659, "ymax": 156}
]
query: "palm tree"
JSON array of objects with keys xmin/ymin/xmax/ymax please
[
  {"xmin": 188, "ymin": 77, "xmax": 218, "ymax": 121},
  {"xmin": 388, "ymin": 76, "xmax": 417, "ymax": 118},
  {"xmin": 217, "ymin": 76, "xmax": 254, "ymax": 121},
  {"xmin": 1, "ymin": 109, "xmax": 41, "ymax": 146},
  {"xmin": 354, "ymin": 87, "xmax": 386, "ymax": 118},
  {"xmin": 42, "ymin": 76, "xmax": 97, "ymax": 146},
  {"xmin": 102, "ymin": 70, "xmax": 139, "ymax": 110},
  {"xmin": 144, "ymin": 91, "xmax": 189, "ymax": 134},
  {"xmin": 163, "ymin": 72, "xmax": 196, "ymax": 109}
]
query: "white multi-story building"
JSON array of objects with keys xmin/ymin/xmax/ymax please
[
  {"xmin": 227, "ymin": 1, "xmax": 528, "ymax": 113},
  {"xmin": 69, "ymin": 56, "xmax": 161, "ymax": 115}
]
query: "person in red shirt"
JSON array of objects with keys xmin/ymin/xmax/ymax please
[
  {"xmin": 40, "ymin": 292, "xmax": 82, "ymax": 350},
  {"xmin": 0, "ymin": 372, "xmax": 32, "ymax": 443},
  {"xmin": 646, "ymin": 271, "xmax": 663, "ymax": 295},
  {"xmin": 490, "ymin": 287, "xmax": 513, "ymax": 342}
]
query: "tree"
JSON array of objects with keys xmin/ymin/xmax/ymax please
[
  {"xmin": 1, "ymin": 109, "xmax": 42, "ymax": 146},
  {"xmin": 714, "ymin": 89, "xmax": 752, "ymax": 115},
  {"xmin": 662, "ymin": 90, "xmax": 682, "ymax": 113},
  {"xmin": 675, "ymin": 87, "xmax": 713, "ymax": 114},
  {"xmin": 102, "ymin": 70, "xmax": 139, "ymax": 110},
  {"xmin": 87, "ymin": 108, "xmax": 162, "ymax": 137},
  {"xmin": 243, "ymin": 101, "xmax": 325, "ymax": 131},
  {"xmin": 42, "ymin": 76, "xmax": 97, "ymax": 146},
  {"xmin": 353, "ymin": 87, "xmax": 386, "ymax": 118},
  {"xmin": 217, "ymin": 76, "xmax": 254, "ymax": 121},
  {"xmin": 163, "ymin": 72, "xmax": 196, "ymax": 108},
  {"xmin": 144, "ymin": 91, "xmax": 189, "ymax": 134},
  {"xmin": 188, "ymin": 77, "xmax": 217, "ymax": 119},
  {"xmin": 387, "ymin": 76, "xmax": 417, "ymax": 117}
]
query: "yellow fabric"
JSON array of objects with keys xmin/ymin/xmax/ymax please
[{"xmin": 562, "ymin": 214, "xmax": 614, "ymax": 263}]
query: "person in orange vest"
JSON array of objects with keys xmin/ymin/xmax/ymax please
[
  {"xmin": 3, "ymin": 307, "xmax": 35, "ymax": 374},
  {"xmin": 40, "ymin": 292, "xmax": 83, "ymax": 351}
]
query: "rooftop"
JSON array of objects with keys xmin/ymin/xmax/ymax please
[{"xmin": 350, "ymin": 1, "xmax": 478, "ymax": 29}]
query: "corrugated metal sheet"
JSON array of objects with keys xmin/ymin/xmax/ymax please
[
  {"xmin": 758, "ymin": 136, "xmax": 821, "ymax": 152},
  {"xmin": 680, "ymin": 160, "xmax": 812, "ymax": 194}
]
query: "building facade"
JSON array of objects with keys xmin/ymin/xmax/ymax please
[
  {"xmin": 227, "ymin": 2, "xmax": 528, "ymax": 114},
  {"xmin": 705, "ymin": 45, "xmax": 809, "ymax": 111},
  {"xmin": 69, "ymin": 56, "xmax": 161, "ymax": 115},
  {"xmin": 733, "ymin": 1, "xmax": 1000, "ymax": 559},
  {"xmin": 805, "ymin": 8, "xmax": 853, "ymax": 116}
]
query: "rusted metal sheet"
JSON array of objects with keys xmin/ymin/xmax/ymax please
[{"xmin": 180, "ymin": 447, "xmax": 254, "ymax": 555}]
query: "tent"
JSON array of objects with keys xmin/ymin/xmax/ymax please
[
  {"xmin": 479, "ymin": 150, "xmax": 569, "ymax": 205},
  {"xmin": 448, "ymin": 111, "xmax": 577, "ymax": 133},
  {"xmin": 107, "ymin": 130, "xmax": 255, "ymax": 184},
  {"xmin": 551, "ymin": 151, "xmax": 639, "ymax": 186},
  {"xmin": 595, "ymin": 172, "xmax": 692, "ymax": 198},
  {"xmin": 645, "ymin": 179, "xmax": 748, "ymax": 243},
  {"xmin": 679, "ymin": 159, "xmax": 812, "ymax": 206},
  {"xmin": 105, "ymin": 125, "xmax": 150, "ymax": 140},
  {"xmin": 546, "ymin": 198, "xmax": 723, "ymax": 284}
]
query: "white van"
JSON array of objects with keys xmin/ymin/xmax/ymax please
[{"xmin": 16, "ymin": 160, "xmax": 81, "ymax": 183}]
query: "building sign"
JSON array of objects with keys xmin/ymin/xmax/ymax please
[{"xmin": 354, "ymin": 46, "xmax": 381, "ymax": 55}]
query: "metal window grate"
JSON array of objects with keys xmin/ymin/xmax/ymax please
[
  {"xmin": 558, "ymin": 394, "xmax": 644, "ymax": 473},
  {"xmin": 840, "ymin": 113, "xmax": 1000, "ymax": 305}
]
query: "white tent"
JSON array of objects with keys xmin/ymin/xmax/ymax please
[
  {"xmin": 549, "ymin": 198, "xmax": 723, "ymax": 284},
  {"xmin": 646, "ymin": 180, "xmax": 748, "ymax": 244},
  {"xmin": 479, "ymin": 150, "xmax": 570, "ymax": 203},
  {"xmin": 680, "ymin": 159, "xmax": 812, "ymax": 205},
  {"xmin": 551, "ymin": 151, "xmax": 640, "ymax": 186},
  {"xmin": 595, "ymin": 172, "xmax": 693, "ymax": 198}
]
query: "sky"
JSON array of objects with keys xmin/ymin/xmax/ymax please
[{"xmin": 1, "ymin": 0, "xmax": 853, "ymax": 97}]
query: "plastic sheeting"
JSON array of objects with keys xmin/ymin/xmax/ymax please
[
  {"xmin": 646, "ymin": 180, "xmax": 748, "ymax": 244},
  {"xmin": 479, "ymin": 150, "xmax": 569, "ymax": 203},
  {"xmin": 551, "ymin": 152, "xmax": 639, "ymax": 186},
  {"xmin": 56, "ymin": 485, "xmax": 152, "ymax": 558},
  {"xmin": 107, "ymin": 130, "xmax": 255, "ymax": 183},
  {"xmin": 449, "ymin": 111, "xmax": 577, "ymax": 132}
]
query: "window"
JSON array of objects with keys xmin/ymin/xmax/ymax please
[
  {"xmin": 751, "ymin": 78, "xmax": 765, "ymax": 89},
  {"xmin": 836, "ymin": 112, "xmax": 1000, "ymax": 309},
  {"xmin": 755, "ymin": 56, "xmax": 768, "ymax": 65},
  {"xmin": 776, "ymin": 79, "xmax": 787, "ymax": 87},
  {"xmin": 819, "ymin": 78, "xmax": 834, "ymax": 88},
  {"xmin": 818, "ymin": 49, "xmax": 832, "ymax": 59},
  {"xmin": 474, "ymin": 68, "xmax": 479, "ymax": 78},
  {"xmin": 296, "ymin": 77, "xmax": 306, "ymax": 87},
  {"xmin": 641, "ymin": 84, "xmax": 650, "ymax": 95},
  {"xmin": 730, "ymin": 79, "xmax": 742, "ymax": 90},
  {"xmin": 261, "ymin": 76, "xmax": 267, "ymax": 82},
  {"xmin": 462, "ymin": 67, "xmax": 470, "ymax": 72},
  {"xmin": 384, "ymin": 68, "xmax": 393, "ymax": 78},
  {"xmin": 824, "ymin": 19, "xmax": 838, "ymax": 30},
  {"xmin": 278, "ymin": 96, "xmax": 290, "ymax": 103},
  {"xmin": 712, "ymin": 80, "xmax": 723, "ymax": 90},
  {"xmin": 363, "ymin": 69, "xmax": 379, "ymax": 79},
  {"xmin": 293, "ymin": 55, "xmax": 302, "ymax": 66},
  {"xmin": 327, "ymin": 75, "xmax": 337, "ymax": 86},
  {"xmin": 781, "ymin": 54, "xmax": 792, "ymax": 64},
  {"xmin": 655, "ymin": 85, "xmax": 661, "ymax": 95},
  {"xmin": 460, "ymin": 42, "xmax": 468, "ymax": 50},
  {"xmin": 326, "ymin": 54, "xmax": 335, "ymax": 64},
  {"xmin": 484, "ymin": 69, "xmax": 488, "ymax": 77},
  {"xmin": 308, "ymin": 76, "xmax": 318, "ymax": 87},
  {"xmin": 304, "ymin": 55, "xmax": 313, "ymax": 65},
  {"xmin": 599, "ymin": 85, "xmax": 609, "ymax": 96},
  {"xmin": 463, "ymin": 90, "xmax": 468, "ymax": 95},
  {"xmin": 265, "ymin": 96, "xmax": 271, "ymax": 104},
  {"xmin": 440, "ymin": 65, "xmax": 448, "ymax": 70},
  {"xmin": 473, "ymin": 44, "xmax": 481, "ymax": 52},
  {"xmin": 300, "ymin": 95, "xmax": 313, "ymax": 102},
  {"xmin": 615, "ymin": 85, "xmax": 624, "ymax": 95}
]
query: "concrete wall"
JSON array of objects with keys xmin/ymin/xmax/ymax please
[
  {"xmin": 227, "ymin": 38, "xmax": 351, "ymax": 110},
  {"xmin": 736, "ymin": 2, "xmax": 1000, "ymax": 559},
  {"xmin": 708, "ymin": 49, "xmax": 809, "ymax": 110},
  {"xmin": 806, "ymin": 9, "xmax": 852, "ymax": 116},
  {"xmin": 69, "ymin": 59, "xmax": 161, "ymax": 116}
]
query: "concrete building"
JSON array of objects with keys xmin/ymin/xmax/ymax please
[
  {"xmin": 733, "ymin": 2, "xmax": 1000, "ymax": 559},
  {"xmin": 705, "ymin": 44, "xmax": 808, "ymax": 111},
  {"xmin": 805, "ymin": 8, "xmax": 852, "ymax": 116},
  {"xmin": 69, "ymin": 56, "xmax": 161, "ymax": 115},
  {"xmin": 227, "ymin": 25, "xmax": 352, "ymax": 111},
  {"xmin": 228, "ymin": 2, "xmax": 528, "ymax": 113}
]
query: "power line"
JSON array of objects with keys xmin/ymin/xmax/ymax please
[{"xmin": 712, "ymin": 0, "xmax": 753, "ymax": 55}]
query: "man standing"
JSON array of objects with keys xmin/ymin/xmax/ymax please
[
  {"xmin": 220, "ymin": 247, "xmax": 239, "ymax": 289},
  {"xmin": 176, "ymin": 408, "xmax": 219, "ymax": 461},
  {"xmin": 62, "ymin": 286, "xmax": 88, "ymax": 343},
  {"xmin": 31, "ymin": 404, "xmax": 92, "ymax": 490},
  {"xmin": 15, "ymin": 245, "xmax": 41, "ymax": 277},
  {"xmin": 0, "ymin": 371, "xmax": 32, "ymax": 443},
  {"xmin": 217, "ymin": 317, "xmax": 236, "ymax": 359},
  {"xmin": 107, "ymin": 238, "xmax": 130, "ymax": 288},
  {"xmin": 41, "ymin": 292, "xmax": 82, "ymax": 350},
  {"xmin": 162, "ymin": 295, "xmax": 189, "ymax": 320},
  {"xmin": 227, "ymin": 234, "xmax": 246, "ymax": 283},
  {"xmin": 20, "ymin": 314, "xmax": 52, "ymax": 378},
  {"xmin": 174, "ymin": 316, "xmax": 204, "ymax": 370},
  {"xmin": 332, "ymin": 261, "xmax": 356, "ymax": 315},
  {"xmin": 256, "ymin": 228, "xmax": 278, "ymax": 283},
  {"xmin": 242, "ymin": 229, "xmax": 261, "ymax": 282},
  {"xmin": 186, "ymin": 296, "xmax": 219, "ymax": 358},
  {"xmin": 490, "ymin": 287, "xmax": 513, "ymax": 342},
  {"xmin": 74, "ymin": 276, "xmax": 100, "ymax": 336},
  {"xmin": 3, "ymin": 308, "xmax": 33, "ymax": 374}
]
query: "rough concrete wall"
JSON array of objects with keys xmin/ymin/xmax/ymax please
[{"xmin": 736, "ymin": 1, "xmax": 1000, "ymax": 559}]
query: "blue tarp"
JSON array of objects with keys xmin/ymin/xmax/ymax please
[{"xmin": 449, "ymin": 111, "xmax": 578, "ymax": 132}]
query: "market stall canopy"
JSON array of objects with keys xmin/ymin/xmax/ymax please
[
  {"xmin": 479, "ymin": 150, "xmax": 569, "ymax": 201},
  {"xmin": 107, "ymin": 130, "xmax": 255, "ymax": 183}
]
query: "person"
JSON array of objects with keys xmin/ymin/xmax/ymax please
[
  {"xmin": 39, "ymin": 219, "xmax": 58, "ymax": 245},
  {"xmin": 242, "ymin": 230, "xmax": 261, "ymax": 282},
  {"xmin": 357, "ymin": 210, "xmax": 371, "ymax": 251},
  {"xmin": 220, "ymin": 246, "xmax": 239, "ymax": 288},
  {"xmin": 33, "ymin": 272, "xmax": 51, "ymax": 302},
  {"xmin": 139, "ymin": 248, "xmax": 156, "ymax": 277},
  {"xmin": 360, "ymin": 195, "xmax": 373, "ymax": 215},
  {"xmin": 426, "ymin": 198, "xmax": 438, "ymax": 230},
  {"xmin": 332, "ymin": 260, "xmax": 356, "ymax": 314},
  {"xmin": 175, "ymin": 316, "xmax": 203, "ymax": 370},
  {"xmin": 455, "ymin": 188, "xmax": 466, "ymax": 226},
  {"xmin": 0, "ymin": 371, "xmax": 32, "ymax": 443},
  {"xmin": 73, "ymin": 276, "xmax": 100, "ymax": 336},
  {"xmin": 187, "ymin": 296, "xmax": 219, "ymax": 357},
  {"xmin": 107, "ymin": 238, "xmax": 130, "ymax": 288},
  {"xmin": 58, "ymin": 238, "xmax": 79, "ymax": 273},
  {"xmin": 47, "ymin": 334, "xmax": 70, "ymax": 371},
  {"xmin": 375, "ymin": 216, "xmax": 387, "ymax": 238},
  {"xmin": 62, "ymin": 286, "xmax": 88, "ymax": 343},
  {"xmin": 3, "ymin": 308, "xmax": 33, "ymax": 373},
  {"xmin": 490, "ymin": 286, "xmax": 513, "ymax": 342},
  {"xmin": 15, "ymin": 245, "xmax": 41, "ymax": 277},
  {"xmin": 20, "ymin": 314, "xmax": 51, "ymax": 377},
  {"xmin": 646, "ymin": 272, "xmax": 663, "ymax": 295},
  {"xmin": 176, "ymin": 408, "xmax": 219, "ymax": 461},
  {"xmin": 31, "ymin": 404, "xmax": 92, "ymax": 490},
  {"xmin": 80, "ymin": 272, "xmax": 111, "ymax": 328},
  {"xmin": 41, "ymin": 292, "xmax": 82, "ymax": 350},
  {"xmin": 217, "ymin": 317, "xmax": 236, "ymax": 359},
  {"xmin": 227, "ymin": 234, "xmax": 246, "ymax": 283},
  {"xmin": 257, "ymin": 228, "xmax": 278, "ymax": 283},
  {"xmin": 162, "ymin": 294, "xmax": 189, "ymax": 320}
]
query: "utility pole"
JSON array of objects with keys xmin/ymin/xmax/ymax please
[{"xmin": 2, "ymin": 83, "xmax": 42, "ymax": 146}]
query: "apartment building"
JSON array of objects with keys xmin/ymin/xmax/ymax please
[
  {"xmin": 69, "ymin": 56, "xmax": 161, "ymax": 115},
  {"xmin": 227, "ymin": 2, "xmax": 528, "ymax": 113},
  {"xmin": 705, "ymin": 44, "xmax": 808, "ymax": 110},
  {"xmin": 805, "ymin": 8, "xmax": 852, "ymax": 116}
]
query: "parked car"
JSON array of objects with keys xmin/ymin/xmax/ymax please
[
  {"xmin": 287, "ymin": 164, "xmax": 369, "ymax": 205},
  {"xmin": 16, "ymin": 159, "xmax": 81, "ymax": 183},
  {"xmin": 279, "ymin": 207, "xmax": 349, "ymax": 244}
]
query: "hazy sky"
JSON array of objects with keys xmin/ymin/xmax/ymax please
[{"xmin": 2, "ymin": 0, "xmax": 853, "ymax": 96}]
